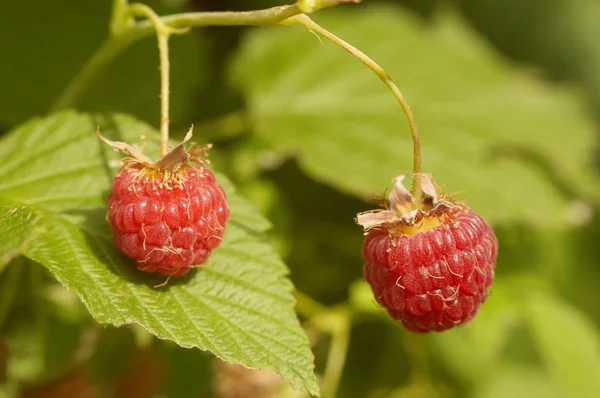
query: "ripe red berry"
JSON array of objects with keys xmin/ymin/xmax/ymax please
[
  {"xmin": 357, "ymin": 175, "xmax": 498, "ymax": 333},
  {"xmin": 99, "ymin": 128, "xmax": 229, "ymax": 277}
]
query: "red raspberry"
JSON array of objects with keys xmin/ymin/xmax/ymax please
[
  {"xmin": 108, "ymin": 165, "xmax": 229, "ymax": 276},
  {"xmin": 357, "ymin": 175, "xmax": 498, "ymax": 333},
  {"xmin": 98, "ymin": 128, "xmax": 229, "ymax": 277}
]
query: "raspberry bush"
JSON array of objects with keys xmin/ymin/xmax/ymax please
[{"xmin": 1, "ymin": 0, "xmax": 600, "ymax": 397}]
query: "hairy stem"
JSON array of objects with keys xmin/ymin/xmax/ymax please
[
  {"xmin": 284, "ymin": 14, "xmax": 423, "ymax": 204},
  {"xmin": 128, "ymin": 3, "xmax": 184, "ymax": 157},
  {"xmin": 0, "ymin": 260, "xmax": 23, "ymax": 330},
  {"xmin": 158, "ymin": 32, "xmax": 171, "ymax": 156},
  {"xmin": 52, "ymin": 4, "xmax": 304, "ymax": 111}
]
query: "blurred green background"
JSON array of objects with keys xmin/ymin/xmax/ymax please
[{"xmin": 1, "ymin": 0, "xmax": 600, "ymax": 397}]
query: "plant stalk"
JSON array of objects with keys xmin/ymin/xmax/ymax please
[
  {"xmin": 284, "ymin": 14, "xmax": 423, "ymax": 204},
  {"xmin": 317, "ymin": 310, "xmax": 351, "ymax": 398},
  {"xmin": 52, "ymin": 4, "xmax": 304, "ymax": 112}
]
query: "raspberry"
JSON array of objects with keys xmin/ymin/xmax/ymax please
[
  {"xmin": 357, "ymin": 175, "xmax": 498, "ymax": 333},
  {"xmin": 99, "ymin": 128, "xmax": 229, "ymax": 277},
  {"xmin": 108, "ymin": 165, "xmax": 228, "ymax": 276}
]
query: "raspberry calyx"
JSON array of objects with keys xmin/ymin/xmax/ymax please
[
  {"xmin": 98, "ymin": 128, "xmax": 229, "ymax": 277},
  {"xmin": 356, "ymin": 174, "xmax": 498, "ymax": 333}
]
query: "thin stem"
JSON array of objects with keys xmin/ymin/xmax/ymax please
[
  {"xmin": 158, "ymin": 32, "xmax": 170, "ymax": 156},
  {"xmin": 0, "ymin": 260, "xmax": 23, "ymax": 330},
  {"xmin": 29, "ymin": 263, "xmax": 47, "ymax": 368},
  {"xmin": 294, "ymin": 289, "xmax": 329, "ymax": 318},
  {"xmin": 53, "ymin": 1, "xmax": 363, "ymax": 116},
  {"xmin": 284, "ymin": 14, "xmax": 423, "ymax": 204},
  {"xmin": 154, "ymin": 6, "xmax": 301, "ymax": 29},
  {"xmin": 50, "ymin": 36, "xmax": 136, "ymax": 112},
  {"xmin": 52, "ymin": 4, "xmax": 304, "ymax": 111},
  {"xmin": 319, "ymin": 310, "xmax": 351, "ymax": 398},
  {"xmin": 400, "ymin": 331, "xmax": 431, "ymax": 387},
  {"xmin": 127, "ymin": 3, "xmax": 191, "ymax": 157}
]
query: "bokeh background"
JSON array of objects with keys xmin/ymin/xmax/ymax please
[{"xmin": 1, "ymin": 0, "xmax": 600, "ymax": 397}]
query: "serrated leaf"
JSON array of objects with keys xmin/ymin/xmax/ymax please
[
  {"xmin": 230, "ymin": 5, "xmax": 599, "ymax": 226},
  {"xmin": 524, "ymin": 290, "xmax": 600, "ymax": 398},
  {"xmin": 0, "ymin": 111, "xmax": 318, "ymax": 395},
  {"xmin": 0, "ymin": 206, "xmax": 43, "ymax": 266}
]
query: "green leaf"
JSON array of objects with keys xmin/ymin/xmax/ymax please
[
  {"xmin": 230, "ymin": 5, "xmax": 599, "ymax": 226},
  {"xmin": 0, "ymin": 111, "xmax": 318, "ymax": 395},
  {"xmin": 524, "ymin": 290, "xmax": 600, "ymax": 398},
  {"xmin": 0, "ymin": 206, "xmax": 42, "ymax": 267},
  {"xmin": 0, "ymin": 0, "xmax": 206, "ymax": 128}
]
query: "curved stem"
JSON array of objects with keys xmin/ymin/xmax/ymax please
[
  {"xmin": 110, "ymin": 0, "xmax": 132, "ymax": 35},
  {"xmin": 294, "ymin": 290, "xmax": 352, "ymax": 398},
  {"xmin": 0, "ymin": 260, "xmax": 23, "ymax": 330},
  {"xmin": 50, "ymin": 36, "xmax": 136, "ymax": 112},
  {"xmin": 320, "ymin": 310, "xmax": 350, "ymax": 398},
  {"xmin": 52, "ymin": 4, "xmax": 304, "ymax": 112},
  {"xmin": 294, "ymin": 288, "xmax": 328, "ymax": 318},
  {"xmin": 284, "ymin": 14, "xmax": 423, "ymax": 204}
]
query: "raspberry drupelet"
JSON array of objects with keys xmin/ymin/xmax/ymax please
[
  {"xmin": 357, "ymin": 174, "xmax": 498, "ymax": 333},
  {"xmin": 99, "ymin": 128, "xmax": 229, "ymax": 277}
]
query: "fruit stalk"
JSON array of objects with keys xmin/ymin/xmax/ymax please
[
  {"xmin": 283, "ymin": 14, "xmax": 423, "ymax": 205},
  {"xmin": 158, "ymin": 31, "xmax": 171, "ymax": 157},
  {"xmin": 52, "ymin": 2, "xmax": 358, "ymax": 113},
  {"xmin": 128, "ymin": 3, "xmax": 189, "ymax": 157}
]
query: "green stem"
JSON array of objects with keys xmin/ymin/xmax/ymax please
[
  {"xmin": 110, "ymin": 0, "xmax": 132, "ymax": 35},
  {"xmin": 294, "ymin": 289, "xmax": 328, "ymax": 318},
  {"xmin": 52, "ymin": 4, "xmax": 304, "ymax": 111},
  {"xmin": 0, "ymin": 261, "xmax": 23, "ymax": 330},
  {"xmin": 158, "ymin": 32, "xmax": 171, "ymax": 157},
  {"xmin": 128, "ymin": 3, "xmax": 186, "ymax": 157},
  {"xmin": 29, "ymin": 263, "xmax": 47, "ymax": 369},
  {"xmin": 50, "ymin": 36, "xmax": 136, "ymax": 112},
  {"xmin": 284, "ymin": 14, "xmax": 423, "ymax": 204},
  {"xmin": 400, "ymin": 330, "xmax": 431, "ymax": 387},
  {"xmin": 294, "ymin": 290, "xmax": 352, "ymax": 397},
  {"xmin": 317, "ymin": 309, "xmax": 351, "ymax": 398}
]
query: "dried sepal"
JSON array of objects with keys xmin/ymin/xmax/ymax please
[
  {"xmin": 96, "ymin": 127, "xmax": 152, "ymax": 164},
  {"xmin": 355, "ymin": 172, "xmax": 456, "ymax": 233},
  {"xmin": 96, "ymin": 125, "xmax": 211, "ymax": 173}
]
